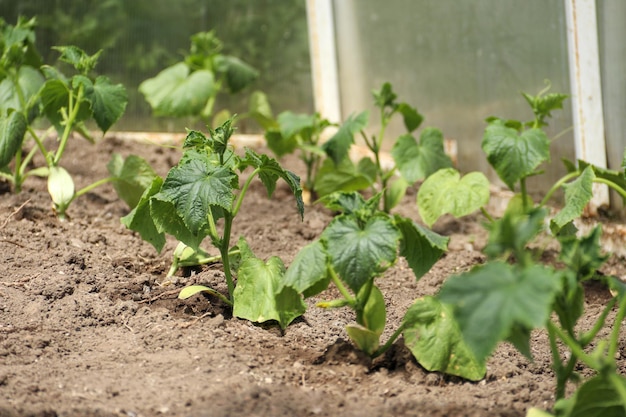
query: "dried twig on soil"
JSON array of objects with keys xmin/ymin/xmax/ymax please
[
  {"xmin": 138, "ymin": 289, "xmax": 180, "ymax": 304},
  {"xmin": 0, "ymin": 199, "xmax": 30, "ymax": 229}
]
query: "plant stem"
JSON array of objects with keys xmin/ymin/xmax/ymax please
[
  {"xmin": 73, "ymin": 177, "xmax": 117, "ymax": 199},
  {"xmin": 608, "ymin": 293, "xmax": 626, "ymax": 360},
  {"xmin": 520, "ymin": 178, "xmax": 528, "ymax": 212},
  {"xmin": 548, "ymin": 320, "xmax": 602, "ymax": 371},
  {"xmin": 540, "ymin": 171, "xmax": 580, "ymax": 207},
  {"xmin": 594, "ymin": 178, "xmax": 626, "ymax": 201},
  {"xmin": 53, "ymin": 84, "xmax": 84, "ymax": 166},
  {"xmin": 329, "ymin": 267, "xmax": 354, "ymax": 305},
  {"xmin": 372, "ymin": 323, "xmax": 406, "ymax": 358},
  {"xmin": 232, "ymin": 168, "xmax": 260, "ymax": 217},
  {"xmin": 581, "ymin": 297, "xmax": 617, "ymax": 346},
  {"xmin": 547, "ymin": 321, "xmax": 568, "ymax": 400},
  {"xmin": 220, "ymin": 212, "xmax": 235, "ymax": 300},
  {"xmin": 480, "ymin": 207, "xmax": 494, "ymax": 223}
]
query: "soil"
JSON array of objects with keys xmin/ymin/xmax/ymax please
[{"xmin": 0, "ymin": 135, "xmax": 624, "ymax": 417}]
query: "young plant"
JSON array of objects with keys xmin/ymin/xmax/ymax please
[
  {"xmin": 251, "ymin": 96, "xmax": 334, "ymax": 201},
  {"xmin": 0, "ymin": 17, "xmax": 149, "ymax": 218},
  {"xmin": 316, "ymin": 82, "xmax": 453, "ymax": 212},
  {"xmin": 422, "ymin": 84, "xmax": 626, "ymax": 414},
  {"xmin": 280, "ymin": 190, "xmax": 487, "ymax": 380},
  {"xmin": 122, "ymin": 117, "xmax": 306, "ymax": 329},
  {"xmin": 139, "ymin": 30, "xmax": 259, "ymax": 127}
]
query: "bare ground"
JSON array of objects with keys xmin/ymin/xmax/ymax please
[{"xmin": 0, "ymin": 135, "xmax": 624, "ymax": 417}]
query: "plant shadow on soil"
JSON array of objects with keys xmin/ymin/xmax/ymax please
[{"xmin": 0, "ymin": 136, "xmax": 625, "ymax": 417}]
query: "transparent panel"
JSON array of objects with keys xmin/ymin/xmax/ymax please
[
  {"xmin": 1, "ymin": 0, "xmax": 313, "ymax": 132},
  {"xmin": 333, "ymin": 0, "xmax": 574, "ymax": 190},
  {"xmin": 598, "ymin": 0, "xmax": 626, "ymax": 172}
]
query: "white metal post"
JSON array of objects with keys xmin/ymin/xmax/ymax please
[
  {"xmin": 306, "ymin": 0, "xmax": 342, "ymax": 123},
  {"xmin": 564, "ymin": 0, "xmax": 609, "ymax": 209}
]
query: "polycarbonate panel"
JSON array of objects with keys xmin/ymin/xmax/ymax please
[{"xmin": 333, "ymin": 0, "xmax": 574, "ymax": 188}]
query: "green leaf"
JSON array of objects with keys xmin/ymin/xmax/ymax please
[
  {"xmin": 578, "ymin": 160, "xmax": 626, "ymax": 203},
  {"xmin": 241, "ymin": 148, "xmax": 304, "ymax": 219},
  {"xmin": 0, "ymin": 110, "xmax": 26, "ymax": 168},
  {"xmin": 0, "ymin": 66, "xmax": 44, "ymax": 115},
  {"xmin": 277, "ymin": 111, "xmax": 316, "ymax": 139},
  {"xmin": 417, "ymin": 168, "xmax": 490, "ymax": 227},
  {"xmin": 53, "ymin": 46, "xmax": 102, "ymax": 74},
  {"xmin": 85, "ymin": 76, "xmax": 127, "ymax": 133},
  {"xmin": 403, "ymin": 296, "xmax": 486, "ymax": 381},
  {"xmin": 395, "ymin": 216, "xmax": 448, "ymax": 280},
  {"xmin": 320, "ymin": 191, "xmax": 381, "ymax": 218},
  {"xmin": 559, "ymin": 374, "xmax": 626, "ymax": 417},
  {"xmin": 372, "ymin": 82, "xmax": 397, "ymax": 109},
  {"xmin": 107, "ymin": 153, "xmax": 158, "ymax": 209},
  {"xmin": 149, "ymin": 196, "xmax": 208, "ymax": 251},
  {"xmin": 483, "ymin": 207, "xmax": 548, "ymax": 260},
  {"xmin": 121, "ymin": 176, "xmax": 166, "ymax": 253},
  {"xmin": 47, "ymin": 166, "xmax": 75, "ymax": 215},
  {"xmin": 482, "ymin": 121, "xmax": 550, "ymax": 190},
  {"xmin": 345, "ymin": 324, "xmax": 380, "ymax": 356},
  {"xmin": 322, "ymin": 111, "xmax": 369, "ymax": 165},
  {"xmin": 396, "ymin": 102, "xmax": 423, "ymax": 132},
  {"xmin": 438, "ymin": 261, "xmax": 562, "ymax": 361},
  {"xmin": 247, "ymin": 90, "xmax": 276, "ymax": 130},
  {"xmin": 214, "ymin": 54, "xmax": 259, "ymax": 93},
  {"xmin": 358, "ymin": 284, "xmax": 386, "ymax": 335},
  {"xmin": 322, "ymin": 215, "xmax": 400, "ymax": 293},
  {"xmin": 550, "ymin": 166, "xmax": 594, "ymax": 234},
  {"xmin": 40, "ymin": 78, "xmax": 91, "ymax": 129},
  {"xmin": 558, "ymin": 226, "xmax": 608, "ymax": 282},
  {"xmin": 314, "ymin": 157, "xmax": 374, "ymax": 198},
  {"xmin": 281, "ymin": 240, "xmax": 330, "ymax": 297},
  {"xmin": 392, "ymin": 129, "xmax": 453, "ymax": 183},
  {"xmin": 385, "ymin": 177, "xmax": 409, "ymax": 212},
  {"xmin": 233, "ymin": 245, "xmax": 305, "ymax": 330},
  {"xmin": 155, "ymin": 154, "xmax": 237, "ymax": 235},
  {"xmin": 139, "ymin": 62, "xmax": 216, "ymax": 117},
  {"xmin": 178, "ymin": 285, "xmax": 223, "ymax": 300}
]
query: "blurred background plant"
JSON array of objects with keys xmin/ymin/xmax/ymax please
[{"xmin": 1, "ymin": 0, "xmax": 313, "ymax": 132}]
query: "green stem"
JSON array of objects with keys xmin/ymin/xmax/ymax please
[
  {"xmin": 232, "ymin": 168, "xmax": 260, "ymax": 217},
  {"xmin": 540, "ymin": 171, "xmax": 580, "ymax": 207},
  {"xmin": 480, "ymin": 206, "xmax": 494, "ymax": 223},
  {"xmin": 221, "ymin": 212, "xmax": 235, "ymax": 300},
  {"xmin": 520, "ymin": 178, "xmax": 528, "ymax": 212},
  {"xmin": 53, "ymin": 84, "xmax": 84, "ymax": 166},
  {"xmin": 608, "ymin": 293, "xmax": 626, "ymax": 360},
  {"xmin": 547, "ymin": 321, "xmax": 568, "ymax": 400},
  {"xmin": 26, "ymin": 126, "xmax": 50, "ymax": 163},
  {"xmin": 12, "ymin": 148, "xmax": 23, "ymax": 193},
  {"xmin": 581, "ymin": 297, "xmax": 617, "ymax": 346},
  {"xmin": 594, "ymin": 178, "xmax": 626, "ymax": 201},
  {"xmin": 548, "ymin": 320, "xmax": 602, "ymax": 371},
  {"xmin": 329, "ymin": 267, "xmax": 354, "ymax": 305},
  {"xmin": 609, "ymin": 373, "xmax": 626, "ymax": 406},
  {"xmin": 73, "ymin": 177, "xmax": 117, "ymax": 199},
  {"xmin": 371, "ymin": 323, "xmax": 406, "ymax": 358}
]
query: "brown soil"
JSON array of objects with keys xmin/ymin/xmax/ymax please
[{"xmin": 0, "ymin": 136, "xmax": 624, "ymax": 417}]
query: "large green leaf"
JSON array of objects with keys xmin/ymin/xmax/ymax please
[
  {"xmin": 107, "ymin": 153, "xmax": 158, "ymax": 209},
  {"xmin": 314, "ymin": 157, "xmax": 375, "ymax": 197},
  {"xmin": 558, "ymin": 226, "xmax": 608, "ymax": 282},
  {"xmin": 322, "ymin": 215, "xmax": 400, "ymax": 293},
  {"xmin": 417, "ymin": 168, "xmax": 490, "ymax": 227},
  {"xmin": 483, "ymin": 207, "xmax": 547, "ymax": 260},
  {"xmin": 248, "ymin": 90, "xmax": 276, "ymax": 131},
  {"xmin": 482, "ymin": 121, "xmax": 550, "ymax": 189},
  {"xmin": 215, "ymin": 54, "xmax": 259, "ymax": 93},
  {"xmin": 139, "ymin": 62, "xmax": 215, "ymax": 117},
  {"xmin": 53, "ymin": 45, "xmax": 102, "ymax": 75},
  {"xmin": 403, "ymin": 296, "xmax": 486, "ymax": 381},
  {"xmin": 153, "ymin": 154, "xmax": 237, "ymax": 235},
  {"xmin": 233, "ymin": 241, "xmax": 305, "ymax": 329},
  {"xmin": 550, "ymin": 166, "xmax": 594, "ymax": 233},
  {"xmin": 391, "ymin": 129, "xmax": 453, "ymax": 183},
  {"xmin": 150, "ymin": 196, "xmax": 209, "ymax": 251},
  {"xmin": 557, "ymin": 374, "xmax": 626, "ymax": 417},
  {"xmin": 40, "ymin": 78, "xmax": 91, "ymax": 129},
  {"xmin": 281, "ymin": 240, "xmax": 330, "ymax": 297},
  {"xmin": 278, "ymin": 111, "xmax": 316, "ymax": 139},
  {"xmin": 396, "ymin": 102, "xmax": 423, "ymax": 132},
  {"xmin": 121, "ymin": 176, "xmax": 166, "ymax": 252},
  {"xmin": 0, "ymin": 66, "xmax": 44, "ymax": 114},
  {"xmin": 86, "ymin": 75, "xmax": 127, "ymax": 133},
  {"xmin": 394, "ymin": 216, "xmax": 448, "ymax": 280},
  {"xmin": 438, "ymin": 261, "xmax": 562, "ymax": 361},
  {"xmin": 322, "ymin": 111, "xmax": 369, "ymax": 165},
  {"xmin": 0, "ymin": 110, "xmax": 26, "ymax": 168}
]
